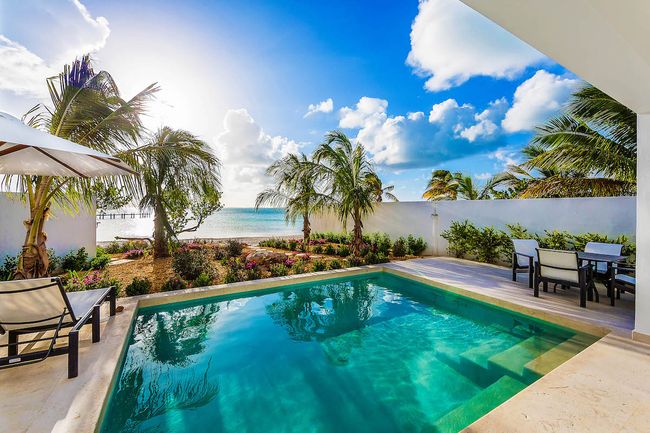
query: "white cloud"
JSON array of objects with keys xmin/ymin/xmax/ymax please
[
  {"xmin": 0, "ymin": 36, "xmax": 55, "ymax": 97},
  {"xmin": 490, "ymin": 148, "xmax": 520, "ymax": 169},
  {"xmin": 459, "ymin": 97, "xmax": 508, "ymax": 142},
  {"xmin": 502, "ymin": 70, "xmax": 581, "ymax": 132},
  {"xmin": 338, "ymin": 96, "xmax": 508, "ymax": 168},
  {"xmin": 304, "ymin": 97, "xmax": 334, "ymax": 117},
  {"xmin": 0, "ymin": 0, "xmax": 110, "ymax": 97},
  {"xmin": 474, "ymin": 172, "xmax": 492, "ymax": 180},
  {"xmin": 407, "ymin": 0, "xmax": 546, "ymax": 91},
  {"xmin": 215, "ymin": 108, "xmax": 301, "ymax": 206}
]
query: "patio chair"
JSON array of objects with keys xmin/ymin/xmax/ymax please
[
  {"xmin": 609, "ymin": 265, "xmax": 636, "ymax": 306},
  {"xmin": 584, "ymin": 241, "xmax": 623, "ymax": 274},
  {"xmin": 511, "ymin": 239, "xmax": 539, "ymax": 288},
  {"xmin": 534, "ymin": 249, "xmax": 591, "ymax": 308},
  {"xmin": 0, "ymin": 277, "xmax": 116, "ymax": 378}
]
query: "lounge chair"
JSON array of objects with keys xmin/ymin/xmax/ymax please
[
  {"xmin": 0, "ymin": 277, "xmax": 116, "ymax": 378},
  {"xmin": 511, "ymin": 239, "xmax": 539, "ymax": 288},
  {"xmin": 534, "ymin": 248, "xmax": 591, "ymax": 308},
  {"xmin": 609, "ymin": 265, "xmax": 636, "ymax": 306}
]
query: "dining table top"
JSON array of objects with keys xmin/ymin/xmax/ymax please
[{"xmin": 577, "ymin": 251, "xmax": 627, "ymax": 263}]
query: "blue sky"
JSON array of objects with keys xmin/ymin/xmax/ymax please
[{"xmin": 0, "ymin": 0, "xmax": 583, "ymax": 205}]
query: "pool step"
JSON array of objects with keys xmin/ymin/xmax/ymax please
[
  {"xmin": 431, "ymin": 375, "xmax": 528, "ymax": 433},
  {"xmin": 488, "ymin": 335, "xmax": 562, "ymax": 381},
  {"xmin": 456, "ymin": 337, "xmax": 522, "ymax": 387},
  {"xmin": 523, "ymin": 333, "xmax": 596, "ymax": 377}
]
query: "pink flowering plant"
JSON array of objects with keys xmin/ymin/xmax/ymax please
[{"xmin": 124, "ymin": 249, "xmax": 145, "ymax": 259}]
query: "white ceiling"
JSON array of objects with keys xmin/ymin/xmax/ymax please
[{"xmin": 460, "ymin": 0, "xmax": 650, "ymax": 114}]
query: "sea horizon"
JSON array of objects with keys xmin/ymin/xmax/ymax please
[{"xmin": 96, "ymin": 207, "xmax": 301, "ymax": 242}]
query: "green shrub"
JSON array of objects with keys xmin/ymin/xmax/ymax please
[
  {"xmin": 90, "ymin": 253, "xmax": 111, "ymax": 270},
  {"xmin": 327, "ymin": 259, "xmax": 342, "ymax": 270},
  {"xmin": 288, "ymin": 239, "xmax": 298, "ymax": 251},
  {"xmin": 270, "ymin": 263, "xmax": 289, "ymax": 277},
  {"xmin": 337, "ymin": 245, "xmax": 350, "ymax": 257},
  {"xmin": 406, "ymin": 235, "xmax": 427, "ymax": 256},
  {"xmin": 193, "ymin": 272, "xmax": 213, "ymax": 287},
  {"xmin": 160, "ymin": 276, "xmax": 187, "ymax": 292},
  {"xmin": 291, "ymin": 259, "xmax": 307, "ymax": 274},
  {"xmin": 441, "ymin": 220, "xmax": 479, "ymax": 258},
  {"xmin": 372, "ymin": 233, "xmax": 392, "ymax": 255},
  {"xmin": 475, "ymin": 227, "xmax": 510, "ymax": 263},
  {"xmin": 245, "ymin": 266, "xmax": 262, "ymax": 280},
  {"xmin": 104, "ymin": 241, "xmax": 122, "ymax": 254},
  {"xmin": 365, "ymin": 252, "xmax": 389, "ymax": 264},
  {"xmin": 506, "ymin": 223, "xmax": 533, "ymax": 240},
  {"xmin": 324, "ymin": 244, "xmax": 335, "ymax": 255},
  {"xmin": 47, "ymin": 248, "xmax": 61, "ymax": 274},
  {"xmin": 346, "ymin": 256, "xmax": 364, "ymax": 267},
  {"xmin": 213, "ymin": 245, "xmax": 227, "ymax": 260},
  {"xmin": 224, "ymin": 239, "xmax": 244, "ymax": 258},
  {"xmin": 61, "ymin": 248, "xmax": 90, "ymax": 271},
  {"xmin": 539, "ymin": 230, "xmax": 573, "ymax": 250},
  {"xmin": 125, "ymin": 277, "xmax": 152, "ymax": 297},
  {"xmin": 0, "ymin": 255, "xmax": 18, "ymax": 280},
  {"xmin": 311, "ymin": 259, "xmax": 326, "ymax": 272},
  {"xmin": 392, "ymin": 237, "xmax": 408, "ymax": 257},
  {"xmin": 172, "ymin": 247, "xmax": 216, "ymax": 281},
  {"xmin": 223, "ymin": 268, "xmax": 243, "ymax": 284},
  {"xmin": 313, "ymin": 245, "xmax": 323, "ymax": 254}
]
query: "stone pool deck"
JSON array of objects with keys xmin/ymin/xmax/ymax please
[{"xmin": 1, "ymin": 257, "xmax": 649, "ymax": 433}]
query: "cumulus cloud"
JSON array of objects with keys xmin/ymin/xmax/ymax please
[
  {"xmin": 474, "ymin": 172, "xmax": 492, "ymax": 180},
  {"xmin": 304, "ymin": 98, "xmax": 334, "ymax": 117},
  {"xmin": 407, "ymin": 0, "xmax": 546, "ymax": 91},
  {"xmin": 0, "ymin": 0, "xmax": 110, "ymax": 97},
  {"xmin": 502, "ymin": 70, "xmax": 581, "ymax": 132},
  {"xmin": 490, "ymin": 148, "xmax": 521, "ymax": 169},
  {"xmin": 338, "ymin": 96, "xmax": 509, "ymax": 169},
  {"xmin": 215, "ymin": 108, "xmax": 302, "ymax": 205}
]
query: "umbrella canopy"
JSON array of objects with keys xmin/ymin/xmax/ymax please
[{"xmin": 0, "ymin": 112, "xmax": 137, "ymax": 177}]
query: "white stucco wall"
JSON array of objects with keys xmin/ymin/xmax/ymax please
[
  {"xmin": 311, "ymin": 197, "xmax": 636, "ymax": 256},
  {"xmin": 635, "ymin": 114, "xmax": 650, "ymax": 338},
  {"xmin": 0, "ymin": 193, "xmax": 96, "ymax": 260}
]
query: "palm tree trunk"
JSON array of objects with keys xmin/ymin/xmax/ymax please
[
  {"xmin": 15, "ymin": 177, "xmax": 52, "ymax": 279},
  {"xmin": 153, "ymin": 202, "xmax": 168, "ymax": 258},
  {"xmin": 302, "ymin": 213, "xmax": 311, "ymax": 252},
  {"xmin": 352, "ymin": 208, "xmax": 363, "ymax": 257}
]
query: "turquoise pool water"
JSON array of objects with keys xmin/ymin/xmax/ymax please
[{"xmin": 100, "ymin": 273, "xmax": 598, "ymax": 433}]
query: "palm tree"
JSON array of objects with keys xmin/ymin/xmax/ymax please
[
  {"xmin": 422, "ymin": 170, "xmax": 494, "ymax": 201},
  {"xmin": 4, "ymin": 56, "xmax": 158, "ymax": 278},
  {"xmin": 518, "ymin": 85, "xmax": 636, "ymax": 197},
  {"xmin": 136, "ymin": 127, "xmax": 221, "ymax": 258},
  {"xmin": 365, "ymin": 173, "xmax": 398, "ymax": 202},
  {"xmin": 255, "ymin": 153, "xmax": 327, "ymax": 250},
  {"xmin": 422, "ymin": 169, "xmax": 457, "ymax": 200},
  {"xmin": 312, "ymin": 131, "xmax": 377, "ymax": 256}
]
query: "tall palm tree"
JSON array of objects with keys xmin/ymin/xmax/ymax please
[
  {"xmin": 4, "ymin": 56, "xmax": 158, "ymax": 278},
  {"xmin": 518, "ymin": 85, "xmax": 636, "ymax": 197},
  {"xmin": 137, "ymin": 127, "xmax": 221, "ymax": 258},
  {"xmin": 255, "ymin": 153, "xmax": 328, "ymax": 250},
  {"xmin": 422, "ymin": 170, "xmax": 494, "ymax": 201},
  {"xmin": 365, "ymin": 173, "xmax": 398, "ymax": 202},
  {"xmin": 312, "ymin": 131, "xmax": 377, "ymax": 256}
]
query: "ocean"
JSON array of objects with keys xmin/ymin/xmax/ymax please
[{"xmin": 96, "ymin": 208, "xmax": 300, "ymax": 242}]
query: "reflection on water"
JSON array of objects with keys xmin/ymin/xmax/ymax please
[{"xmin": 100, "ymin": 274, "xmax": 595, "ymax": 433}]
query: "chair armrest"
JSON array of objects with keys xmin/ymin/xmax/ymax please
[{"xmin": 514, "ymin": 252, "xmax": 533, "ymax": 258}]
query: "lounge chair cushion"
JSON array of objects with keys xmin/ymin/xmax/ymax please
[
  {"xmin": 615, "ymin": 274, "xmax": 636, "ymax": 286},
  {"xmin": 537, "ymin": 249, "xmax": 580, "ymax": 283}
]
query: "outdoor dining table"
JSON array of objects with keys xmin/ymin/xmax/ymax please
[{"xmin": 577, "ymin": 251, "xmax": 627, "ymax": 306}]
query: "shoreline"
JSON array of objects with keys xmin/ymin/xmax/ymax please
[{"xmin": 97, "ymin": 234, "xmax": 302, "ymax": 247}]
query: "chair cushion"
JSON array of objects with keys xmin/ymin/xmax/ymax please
[
  {"xmin": 585, "ymin": 242, "xmax": 623, "ymax": 273},
  {"xmin": 615, "ymin": 274, "xmax": 636, "ymax": 286},
  {"xmin": 512, "ymin": 239, "xmax": 539, "ymax": 266},
  {"xmin": 67, "ymin": 288, "xmax": 111, "ymax": 320}
]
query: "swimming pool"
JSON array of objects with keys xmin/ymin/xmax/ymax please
[{"xmin": 99, "ymin": 272, "xmax": 598, "ymax": 433}]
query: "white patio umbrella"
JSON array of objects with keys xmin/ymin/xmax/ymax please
[{"xmin": 0, "ymin": 112, "xmax": 137, "ymax": 177}]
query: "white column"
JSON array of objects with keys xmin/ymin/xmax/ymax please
[{"xmin": 634, "ymin": 114, "xmax": 650, "ymax": 340}]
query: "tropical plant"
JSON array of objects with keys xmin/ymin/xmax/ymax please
[
  {"xmin": 125, "ymin": 277, "xmax": 152, "ymax": 296},
  {"xmin": 160, "ymin": 276, "xmax": 188, "ymax": 292},
  {"xmin": 502, "ymin": 85, "xmax": 636, "ymax": 198},
  {"xmin": 136, "ymin": 127, "xmax": 222, "ymax": 257},
  {"xmin": 392, "ymin": 237, "xmax": 408, "ymax": 257},
  {"xmin": 422, "ymin": 170, "xmax": 498, "ymax": 201},
  {"xmin": 172, "ymin": 246, "xmax": 216, "ymax": 281},
  {"xmin": 2, "ymin": 56, "xmax": 158, "ymax": 278},
  {"xmin": 364, "ymin": 173, "xmax": 398, "ymax": 202},
  {"xmin": 312, "ymin": 131, "xmax": 378, "ymax": 256},
  {"xmin": 256, "ymin": 153, "xmax": 328, "ymax": 251}
]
